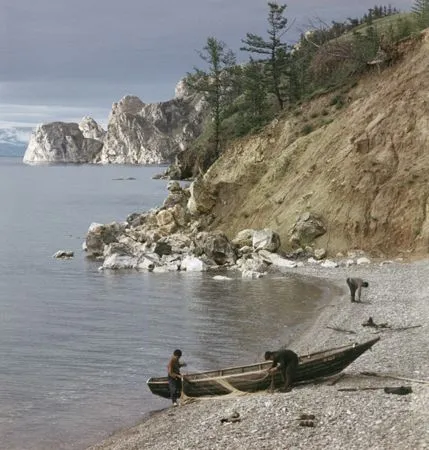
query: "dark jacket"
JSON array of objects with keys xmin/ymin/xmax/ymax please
[{"xmin": 270, "ymin": 349, "xmax": 299, "ymax": 369}]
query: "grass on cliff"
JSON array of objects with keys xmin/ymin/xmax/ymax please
[{"xmin": 182, "ymin": 12, "xmax": 422, "ymax": 179}]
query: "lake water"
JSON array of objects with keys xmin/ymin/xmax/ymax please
[{"xmin": 0, "ymin": 157, "xmax": 331, "ymax": 449}]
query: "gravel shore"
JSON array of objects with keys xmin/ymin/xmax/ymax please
[{"xmin": 88, "ymin": 259, "xmax": 429, "ymax": 450}]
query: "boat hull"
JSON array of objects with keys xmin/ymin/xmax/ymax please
[{"xmin": 147, "ymin": 337, "xmax": 380, "ymax": 399}]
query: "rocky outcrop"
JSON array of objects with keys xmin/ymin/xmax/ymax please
[
  {"xmin": 23, "ymin": 79, "xmax": 207, "ymax": 165},
  {"xmin": 23, "ymin": 122, "xmax": 104, "ymax": 164},
  {"xmin": 83, "ymin": 170, "xmax": 376, "ymax": 275},
  {"xmin": 83, "ymin": 178, "xmax": 303, "ymax": 275},
  {"xmin": 98, "ymin": 82, "xmax": 207, "ymax": 165},
  {"xmin": 289, "ymin": 213, "xmax": 326, "ymax": 248},
  {"xmin": 79, "ymin": 116, "xmax": 106, "ymax": 141}
]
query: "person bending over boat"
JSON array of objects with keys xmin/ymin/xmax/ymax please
[
  {"xmin": 346, "ymin": 277, "xmax": 369, "ymax": 302},
  {"xmin": 167, "ymin": 349, "xmax": 187, "ymax": 406},
  {"xmin": 264, "ymin": 348, "xmax": 299, "ymax": 392}
]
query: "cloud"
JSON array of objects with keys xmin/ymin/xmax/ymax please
[{"xmin": 0, "ymin": 126, "xmax": 32, "ymax": 144}]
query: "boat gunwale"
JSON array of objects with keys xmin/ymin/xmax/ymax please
[{"xmin": 146, "ymin": 337, "xmax": 380, "ymax": 385}]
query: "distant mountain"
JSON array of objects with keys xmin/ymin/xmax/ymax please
[
  {"xmin": 0, "ymin": 127, "xmax": 32, "ymax": 157},
  {"xmin": 0, "ymin": 143, "xmax": 26, "ymax": 157}
]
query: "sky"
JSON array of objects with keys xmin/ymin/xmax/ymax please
[{"xmin": 0, "ymin": 0, "xmax": 413, "ymax": 142}]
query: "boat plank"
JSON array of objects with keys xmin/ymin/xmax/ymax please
[{"xmin": 147, "ymin": 337, "xmax": 380, "ymax": 399}]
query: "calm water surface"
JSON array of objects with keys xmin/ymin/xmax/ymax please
[{"xmin": 0, "ymin": 157, "xmax": 331, "ymax": 449}]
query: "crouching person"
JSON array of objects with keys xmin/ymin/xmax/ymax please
[{"xmin": 264, "ymin": 348, "xmax": 299, "ymax": 392}]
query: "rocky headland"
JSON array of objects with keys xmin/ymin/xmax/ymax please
[{"xmin": 23, "ymin": 80, "xmax": 207, "ymax": 165}]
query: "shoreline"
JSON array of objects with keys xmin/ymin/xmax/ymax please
[{"xmin": 88, "ymin": 259, "xmax": 429, "ymax": 450}]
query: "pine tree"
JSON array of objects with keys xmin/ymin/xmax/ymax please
[
  {"xmin": 412, "ymin": 0, "xmax": 429, "ymax": 29},
  {"xmin": 237, "ymin": 58, "xmax": 271, "ymax": 134},
  {"xmin": 186, "ymin": 37, "xmax": 236, "ymax": 159},
  {"xmin": 241, "ymin": 2, "xmax": 289, "ymax": 110}
]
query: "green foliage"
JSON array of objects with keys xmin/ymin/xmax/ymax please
[
  {"xmin": 182, "ymin": 4, "xmax": 422, "ymax": 179},
  {"xmin": 301, "ymin": 124, "xmax": 314, "ymax": 135},
  {"xmin": 412, "ymin": 0, "xmax": 429, "ymax": 29},
  {"xmin": 233, "ymin": 59, "xmax": 273, "ymax": 136},
  {"xmin": 393, "ymin": 16, "xmax": 419, "ymax": 39},
  {"xmin": 186, "ymin": 37, "xmax": 237, "ymax": 159},
  {"xmin": 351, "ymin": 25, "xmax": 381, "ymax": 67},
  {"xmin": 330, "ymin": 95, "xmax": 345, "ymax": 107},
  {"xmin": 241, "ymin": 2, "xmax": 290, "ymax": 110}
]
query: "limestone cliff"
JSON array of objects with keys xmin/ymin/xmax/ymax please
[
  {"xmin": 192, "ymin": 31, "xmax": 429, "ymax": 258},
  {"xmin": 98, "ymin": 84, "xmax": 206, "ymax": 164},
  {"xmin": 23, "ymin": 122, "xmax": 103, "ymax": 164},
  {"xmin": 79, "ymin": 116, "xmax": 106, "ymax": 141},
  {"xmin": 23, "ymin": 80, "xmax": 207, "ymax": 165}
]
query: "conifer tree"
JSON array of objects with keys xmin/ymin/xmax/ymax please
[
  {"xmin": 412, "ymin": 0, "xmax": 429, "ymax": 29},
  {"xmin": 237, "ymin": 58, "xmax": 270, "ymax": 134},
  {"xmin": 241, "ymin": 2, "xmax": 289, "ymax": 110},
  {"xmin": 186, "ymin": 37, "xmax": 236, "ymax": 159}
]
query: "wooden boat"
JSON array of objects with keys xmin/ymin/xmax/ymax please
[{"xmin": 147, "ymin": 337, "xmax": 380, "ymax": 399}]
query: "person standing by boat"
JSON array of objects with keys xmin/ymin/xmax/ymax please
[
  {"xmin": 264, "ymin": 348, "xmax": 299, "ymax": 392},
  {"xmin": 167, "ymin": 349, "xmax": 187, "ymax": 406},
  {"xmin": 346, "ymin": 277, "xmax": 369, "ymax": 302}
]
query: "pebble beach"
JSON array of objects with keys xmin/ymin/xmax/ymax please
[{"xmin": 88, "ymin": 259, "xmax": 429, "ymax": 450}]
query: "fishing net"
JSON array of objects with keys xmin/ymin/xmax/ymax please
[{"xmin": 179, "ymin": 371, "xmax": 271, "ymax": 405}]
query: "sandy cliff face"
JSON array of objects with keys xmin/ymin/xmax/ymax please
[{"xmin": 198, "ymin": 32, "xmax": 429, "ymax": 258}]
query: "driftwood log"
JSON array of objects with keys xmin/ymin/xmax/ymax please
[
  {"xmin": 362, "ymin": 317, "xmax": 422, "ymax": 332},
  {"xmin": 326, "ymin": 326, "xmax": 356, "ymax": 334},
  {"xmin": 360, "ymin": 371, "xmax": 429, "ymax": 384},
  {"xmin": 362, "ymin": 317, "xmax": 390, "ymax": 328},
  {"xmin": 338, "ymin": 386, "xmax": 413, "ymax": 395}
]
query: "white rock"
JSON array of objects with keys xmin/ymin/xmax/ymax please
[
  {"xmin": 88, "ymin": 222, "xmax": 104, "ymax": 232},
  {"xmin": 320, "ymin": 259, "xmax": 338, "ymax": 268},
  {"xmin": 252, "ymin": 229, "xmax": 281, "ymax": 252},
  {"xmin": 136, "ymin": 256, "xmax": 156, "ymax": 271},
  {"xmin": 241, "ymin": 270, "xmax": 265, "ymax": 279},
  {"xmin": 152, "ymin": 266, "xmax": 169, "ymax": 273},
  {"xmin": 307, "ymin": 257, "xmax": 319, "ymax": 264},
  {"xmin": 258, "ymin": 250, "xmax": 297, "ymax": 268},
  {"xmin": 99, "ymin": 91, "xmax": 207, "ymax": 165},
  {"xmin": 52, "ymin": 250, "xmax": 74, "ymax": 259},
  {"xmin": 23, "ymin": 121, "xmax": 103, "ymax": 164},
  {"xmin": 357, "ymin": 257, "xmax": 371, "ymax": 265},
  {"xmin": 314, "ymin": 248, "xmax": 327, "ymax": 260},
  {"xmin": 102, "ymin": 254, "xmax": 137, "ymax": 269},
  {"xmin": 79, "ymin": 116, "xmax": 106, "ymax": 141},
  {"xmin": 180, "ymin": 255, "xmax": 207, "ymax": 272}
]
